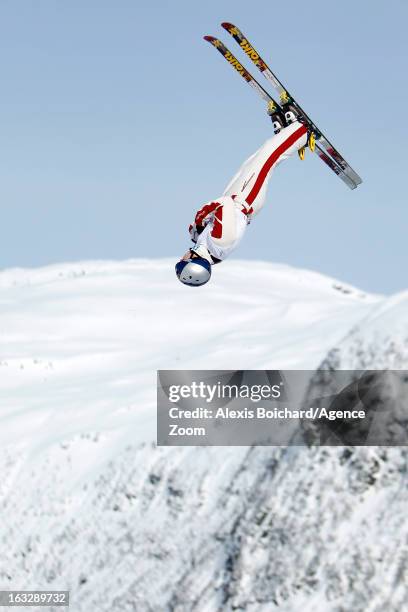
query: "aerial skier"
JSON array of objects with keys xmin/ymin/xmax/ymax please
[
  {"xmin": 175, "ymin": 108, "xmax": 308, "ymax": 287},
  {"xmin": 175, "ymin": 24, "xmax": 361, "ymax": 287}
]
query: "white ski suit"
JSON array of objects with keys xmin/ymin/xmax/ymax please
[{"xmin": 190, "ymin": 121, "xmax": 307, "ymax": 263}]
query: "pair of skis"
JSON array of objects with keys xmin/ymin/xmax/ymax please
[{"xmin": 204, "ymin": 23, "xmax": 362, "ymax": 190}]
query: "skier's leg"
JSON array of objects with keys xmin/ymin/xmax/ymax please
[{"xmin": 223, "ymin": 121, "xmax": 307, "ymax": 216}]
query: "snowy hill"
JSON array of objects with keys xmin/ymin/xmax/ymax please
[{"xmin": 1, "ymin": 259, "xmax": 407, "ymax": 611}]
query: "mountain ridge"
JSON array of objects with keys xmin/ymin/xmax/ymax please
[{"xmin": 1, "ymin": 259, "xmax": 407, "ymax": 611}]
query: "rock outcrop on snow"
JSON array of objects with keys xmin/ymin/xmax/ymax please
[
  {"xmin": 1, "ymin": 260, "xmax": 407, "ymax": 611},
  {"xmin": 300, "ymin": 292, "xmax": 408, "ymax": 447}
]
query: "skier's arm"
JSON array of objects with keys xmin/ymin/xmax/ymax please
[
  {"xmin": 195, "ymin": 201, "xmax": 221, "ymax": 226},
  {"xmin": 189, "ymin": 201, "xmax": 221, "ymax": 242}
]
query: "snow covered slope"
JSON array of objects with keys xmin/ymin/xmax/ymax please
[
  {"xmin": 1, "ymin": 259, "xmax": 407, "ymax": 611},
  {"xmin": 0, "ymin": 259, "xmax": 377, "ymax": 447}
]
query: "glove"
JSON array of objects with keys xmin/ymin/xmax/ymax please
[
  {"xmin": 189, "ymin": 223, "xmax": 205, "ymax": 244},
  {"xmin": 189, "ymin": 223, "xmax": 198, "ymax": 243}
]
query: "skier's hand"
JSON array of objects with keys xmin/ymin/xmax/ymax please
[
  {"xmin": 189, "ymin": 224, "xmax": 197, "ymax": 243},
  {"xmin": 189, "ymin": 223, "xmax": 204, "ymax": 243}
]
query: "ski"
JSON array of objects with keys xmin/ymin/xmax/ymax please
[
  {"xmin": 221, "ymin": 22, "xmax": 362, "ymax": 189},
  {"xmin": 203, "ymin": 36, "xmax": 279, "ymax": 108},
  {"xmin": 203, "ymin": 36, "xmax": 358, "ymax": 191}
]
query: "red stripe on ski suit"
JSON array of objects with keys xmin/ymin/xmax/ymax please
[
  {"xmin": 211, "ymin": 206, "xmax": 223, "ymax": 238},
  {"xmin": 245, "ymin": 125, "xmax": 307, "ymax": 205}
]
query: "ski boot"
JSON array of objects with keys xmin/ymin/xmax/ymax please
[
  {"xmin": 267, "ymin": 100, "xmax": 286, "ymax": 135},
  {"xmin": 280, "ymin": 94, "xmax": 316, "ymax": 159},
  {"xmin": 282, "ymin": 103, "xmax": 299, "ymax": 125}
]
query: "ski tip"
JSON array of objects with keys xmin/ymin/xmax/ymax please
[
  {"xmin": 203, "ymin": 35, "xmax": 215, "ymax": 42},
  {"xmin": 221, "ymin": 22, "xmax": 236, "ymax": 32},
  {"xmin": 222, "ymin": 22, "xmax": 242, "ymax": 33}
]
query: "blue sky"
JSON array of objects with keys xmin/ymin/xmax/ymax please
[{"xmin": 0, "ymin": 0, "xmax": 407, "ymax": 294}]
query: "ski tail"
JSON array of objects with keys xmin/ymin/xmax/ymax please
[
  {"xmin": 221, "ymin": 22, "xmax": 362, "ymax": 189},
  {"xmin": 315, "ymin": 143, "xmax": 358, "ymax": 190}
]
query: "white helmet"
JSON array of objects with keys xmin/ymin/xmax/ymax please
[{"xmin": 175, "ymin": 257, "xmax": 211, "ymax": 287}]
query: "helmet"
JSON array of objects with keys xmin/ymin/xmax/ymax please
[{"xmin": 175, "ymin": 257, "xmax": 211, "ymax": 287}]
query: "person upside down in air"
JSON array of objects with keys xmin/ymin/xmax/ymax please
[{"xmin": 175, "ymin": 105, "xmax": 311, "ymax": 286}]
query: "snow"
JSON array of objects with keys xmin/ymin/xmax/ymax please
[
  {"xmin": 1, "ymin": 259, "xmax": 407, "ymax": 611},
  {"xmin": 0, "ymin": 259, "xmax": 377, "ymax": 448}
]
